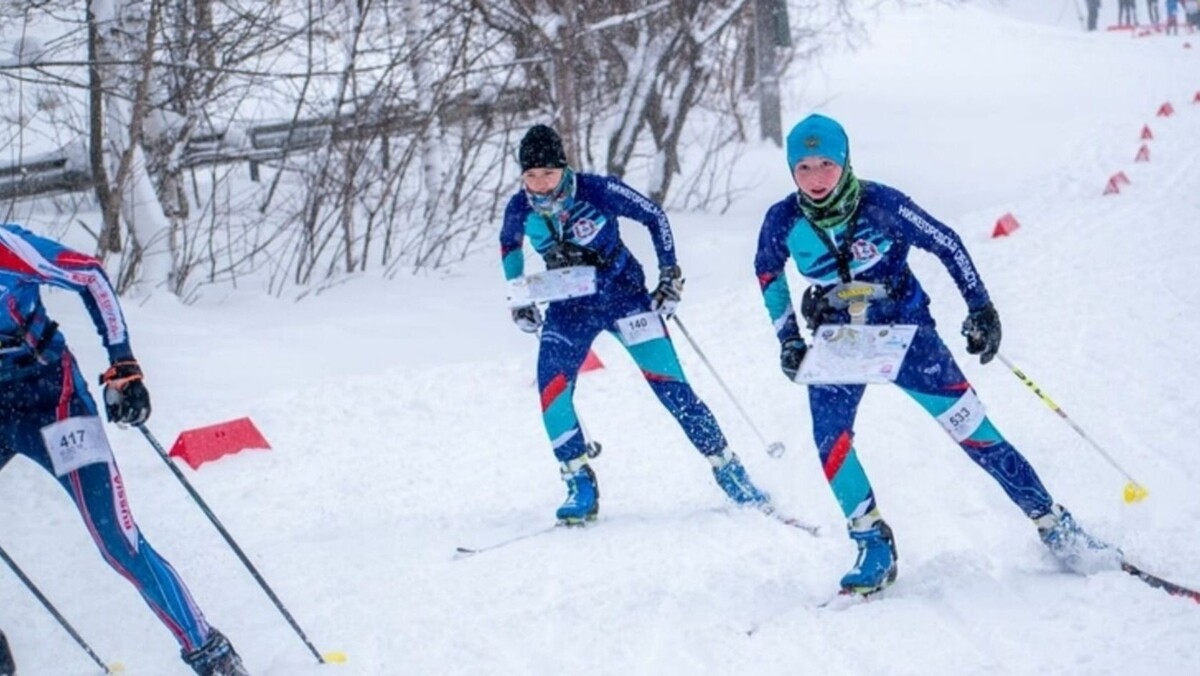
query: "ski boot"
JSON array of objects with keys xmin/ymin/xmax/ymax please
[
  {"xmin": 556, "ymin": 458, "xmax": 599, "ymax": 526},
  {"xmin": 840, "ymin": 517, "xmax": 898, "ymax": 595},
  {"xmin": 0, "ymin": 630, "xmax": 14, "ymax": 676},
  {"xmin": 1035, "ymin": 503, "xmax": 1123, "ymax": 574},
  {"xmin": 709, "ymin": 450, "xmax": 770, "ymax": 507},
  {"xmin": 182, "ymin": 628, "xmax": 249, "ymax": 676}
]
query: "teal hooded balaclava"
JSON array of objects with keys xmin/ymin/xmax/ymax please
[{"xmin": 786, "ymin": 114, "xmax": 862, "ymax": 230}]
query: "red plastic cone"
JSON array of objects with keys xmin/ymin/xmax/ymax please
[
  {"xmin": 1102, "ymin": 178, "xmax": 1120, "ymax": 195},
  {"xmin": 168, "ymin": 417, "xmax": 271, "ymax": 470},
  {"xmin": 1193, "ymin": 91, "xmax": 1200, "ymax": 103},
  {"xmin": 991, "ymin": 212, "xmax": 1021, "ymax": 238},
  {"xmin": 579, "ymin": 349, "xmax": 605, "ymax": 373},
  {"xmin": 1157, "ymin": 102, "xmax": 1175, "ymax": 117},
  {"xmin": 1140, "ymin": 124, "xmax": 1154, "ymax": 140},
  {"xmin": 1135, "ymin": 144, "xmax": 1150, "ymax": 162}
]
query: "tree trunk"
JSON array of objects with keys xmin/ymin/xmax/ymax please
[{"xmin": 93, "ymin": 0, "xmax": 175, "ymax": 294}]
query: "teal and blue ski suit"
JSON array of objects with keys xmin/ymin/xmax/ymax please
[
  {"xmin": 500, "ymin": 172, "xmax": 727, "ymax": 464},
  {"xmin": 754, "ymin": 182, "xmax": 1054, "ymax": 522}
]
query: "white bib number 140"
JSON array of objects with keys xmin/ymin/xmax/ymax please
[
  {"xmin": 40, "ymin": 416, "xmax": 112, "ymax": 477},
  {"xmin": 616, "ymin": 311, "xmax": 665, "ymax": 346}
]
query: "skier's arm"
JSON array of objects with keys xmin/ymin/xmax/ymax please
[
  {"xmin": 602, "ymin": 177, "xmax": 677, "ymax": 269},
  {"xmin": 891, "ymin": 193, "xmax": 991, "ymax": 311},
  {"xmin": 0, "ymin": 226, "xmax": 133, "ymax": 362},
  {"xmin": 499, "ymin": 196, "xmax": 527, "ymax": 281},
  {"xmin": 754, "ymin": 209, "xmax": 802, "ymax": 344}
]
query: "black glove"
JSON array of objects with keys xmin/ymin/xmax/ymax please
[
  {"xmin": 962, "ymin": 302, "xmax": 1001, "ymax": 364},
  {"xmin": 544, "ymin": 241, "xmax": 597, "ymax": 270},
  {"xmin": 512, "ymin": 304, "xmax": 543, "ymax": 333},
  {"xmin": 779, "ymin": 337, "xmax": 808, "ymax": 381},
  {"xmin": 650, "ymin": 265, "xmax": 684, "ymax": 318},
  {"xmin": 800, "ymin": 285, "xmax": 837, "ymax": 331},
  {"xmin": 99, "ymin": 360, "xmax": 152, "ymax": 424}
]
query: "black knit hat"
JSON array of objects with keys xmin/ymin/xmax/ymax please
[{"xmin": 518, "ymin": 124, "xmax": 568, "ymax": 172}]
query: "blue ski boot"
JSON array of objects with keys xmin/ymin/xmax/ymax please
[
  {"xmin": 840, "ymin": 518, "xmax": 898, "ymax": 595},
  {"xmin": 182, "ymin": 628, "xmax": 249, "ymax": 676},
  {"xmin": 710, "ymin": 451, "xmax": 770, "ymax": 506},
  {"xmin": 556, "ymin": 460, "xmax": 599, "ymax": 526},
  {"xmin": 1035, "ymin": 503, "xmax": 1123, "ymax": 574}
]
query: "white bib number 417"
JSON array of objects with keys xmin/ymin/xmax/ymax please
[{"xmin": 40, "ymin": 416, "xmax": 112, "ymax": 477}]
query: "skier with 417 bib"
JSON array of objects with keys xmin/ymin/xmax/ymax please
[
  {"xmin": 0, "ymin": 225, "xmax": 248, "ymax": 675},
  {"xmin": 753, "ymin": 114, "xmax": 1124, "ymax": 596},
  {"xmin": 501, "ymin": 124, "xmax": 769, "ymax": 525}
]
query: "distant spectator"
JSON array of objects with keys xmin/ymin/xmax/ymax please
[
  {"xmin": 1166, "ymin": 0, "xmax": 1180, "ymax": 33},
  {"xmin": 1119, "ymin": 0, "xmax": 1139, "ymax": 25},
  {"xmin": 1087, "ymin": 0, "xmax": 1101, "ymax": 30},
  {"xmin": 1148, "ymin": 0, "xmax": 1161, "ymax": 24}
]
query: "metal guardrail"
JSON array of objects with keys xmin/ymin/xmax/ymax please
[
  {"xmin": 0, "ymin": 143, "xmax": 92, "ymax": 201},
  {"xmin": 0, "ymin": 86, "xmax": 542, "ymax": 201}
]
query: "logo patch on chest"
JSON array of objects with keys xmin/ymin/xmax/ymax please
[
  {"xmin": 572, "ymin": 218, "xmax": 599, "ymax": 240},
  {"xmin": 851, "ymin": 239, "xmax": 879, "ymax": 261}
]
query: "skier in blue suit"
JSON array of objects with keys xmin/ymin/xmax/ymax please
[
  {"xmin": 0, "ymin": 225, "xmax": 247, "ymax": 675},
  {"xmin": 501, "ymin": 124, "xmax": 768, "ymax": 524},
  {"xmin": 754, "ymin": 114, "xmax": 1123, "ymax": 595}
]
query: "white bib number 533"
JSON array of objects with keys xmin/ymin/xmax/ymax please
[{"xmin": 40, "ymin": 416, "xmax": 112, "ymax": 477}]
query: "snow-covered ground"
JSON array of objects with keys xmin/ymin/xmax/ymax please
[{"xmin": 3, "ymin": 1, "xmax": 1199, "ymax": 674}]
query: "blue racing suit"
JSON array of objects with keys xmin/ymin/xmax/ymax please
[
  {"xmin": 0, "ymin": 224, "xmax": 211, "ymax": 652},
  {"xmin": 754, "ymin": 182, "xmax": 1054, "ymax": 523},
  {"xmin": 500, "ymin": 172, "xmax": 727, "ymax": 463}
]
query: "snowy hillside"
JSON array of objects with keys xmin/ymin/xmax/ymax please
[{"xmin": 3, "ymin": 1, "xmax": 1199, "ymax": 674}]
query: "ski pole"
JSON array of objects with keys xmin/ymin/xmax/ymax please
[
  {"xmin": 670, "ymin": 315, "xmax": 787, "ymax": 458},
  {"xmin": 136, "ymin": 424, "xmax": 336, "ymax": 664},
  {"xmin": 995, "ymin": 353, "xmax": 1148, "ymax": 504},
  {"xmin": 0, "ymin": 543, "xmax": 117, "ymax": 673}
]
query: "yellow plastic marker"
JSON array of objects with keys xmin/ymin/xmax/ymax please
[
  {"xmin": 324, "ymin": 651, "xmax": 348, "ymax": 664},
  {"xmin": 1123, "ymin": 482, "xmax": 1149, "ymax": 504}
]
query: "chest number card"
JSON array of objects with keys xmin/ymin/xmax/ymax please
[
  {"xmin": 506, "ymin": 266, "xmax": 597, "ymax": 307},
  {"xmin": 615, "ymin": 311, "xmax": 665, "ymax": 346},
  {"xmin": 41, "ymin": 416, "xmax": 112, "ymax": 477},
  {"xmin": 794, "ymin": 324, "xmax": 919, "ymax": 385}
]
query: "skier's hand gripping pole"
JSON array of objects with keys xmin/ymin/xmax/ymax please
[
  {"xmin": 670, "ymin": 315, "xmax": 786, "ymax": 459},
  {"xmin": 994, "ymin": 353, "xmax": 1148, "ymax": 504}
]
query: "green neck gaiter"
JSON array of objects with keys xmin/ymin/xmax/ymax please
[{"xmin": 797, "ymin": 164, "xmax": 862, "ymax": 231}]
